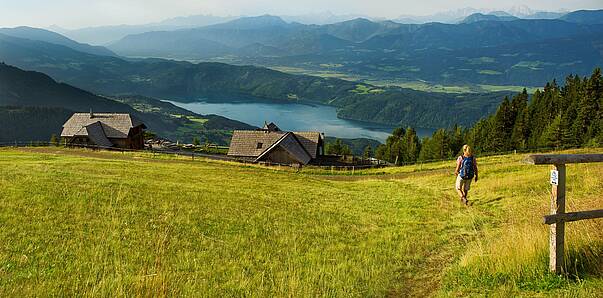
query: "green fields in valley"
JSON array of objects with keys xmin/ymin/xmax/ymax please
[
  {"xmin": 0, "ymin": 148, "xmax": 601, "ymax": 296},
  {"xmin": 269, "ymin": 66, "xmax": 539, "ymax": 94}
]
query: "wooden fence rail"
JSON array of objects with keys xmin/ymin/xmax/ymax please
[{"xmin": 525, "ymin": 153, "xmax": 603, "ymax": 274}]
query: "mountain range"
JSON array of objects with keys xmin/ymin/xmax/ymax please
[
  {"xmin": 52, "ymin": 6, "xmax": 571, "ymax": 46},
  {"xmin": 52, "ymin": 15, "xmax": 238, "ymax": 46},
  {"xmin": 395, "ymin": 6, "xmax": 567, "ymax": 24},
  {"xmin": 104, "ymin": 10, "xmax": 603, "ymax": 86}
]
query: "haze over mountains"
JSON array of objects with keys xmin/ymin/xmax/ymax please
[
  {"xmin": 51, "ymin": 6, "xmax": 571, "ymax": 46},
  {"xmin": 52, "ymin": 15, "xmax": 238, "ymax": 46},
  {"xmin": 1, "ymin": 6, "xmax": 601, "ymax": 143},
  {"xmin": 104, "ymin": 9, "xmax": 603, "ymax": 86},
  {"xmin": 0, "ymin": 27, "xmax": 116, "ymax": 57},
  {"xmin": 0, "ymin": 29, "xmax": 510, "ymax": 129}
]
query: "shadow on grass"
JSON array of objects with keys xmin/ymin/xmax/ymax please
[
  {"xmin": 564, "ymin": 241, "xmax": 603, "ymax": 279},
  {"xmin": 444, "ymin": 241, "xmax": 603, "ymax": 292},
  {"xmin": 516, "ymin": 242, "xmax": 602, "ymax": 290},
  {"xmin": 476, "ymin": 196, "xmax": 503, "ymax": 206}
]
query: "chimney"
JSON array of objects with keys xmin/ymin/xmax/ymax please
[{"xmin": 90, "ymin": 108, "xmax": 94, "ymax": 118}]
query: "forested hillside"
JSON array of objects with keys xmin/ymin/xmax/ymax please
[
  {"xmin": 0, "ymin": 63, "xmax": 252, "ymax": 143},
  {"xmin": 0, "ymin": 106, "xmax": 73, "ymax": 143},
  {"xmin": 375, "ymin": 68, "xmax": 603, "ymax": 164},
  {"xmin": 0, "ymin": 33, "xmax": 510, "ymax": 128}
]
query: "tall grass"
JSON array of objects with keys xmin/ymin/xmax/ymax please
[
  {"xmin": 441, "ymin": 155, "xmax": 603, "ymax": 297},
  {"xmin": 0, "ymin": 147, "xmax": 601, "ymax": 296}
]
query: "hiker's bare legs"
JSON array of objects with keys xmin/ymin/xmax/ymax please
[{"xmin": 456, "ymin": 188, "xmax": 465, "ymax": 200}]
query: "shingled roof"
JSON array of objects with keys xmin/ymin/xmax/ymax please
[
  {"xmin": 228, "ymin": 130, "xmax": 287, "ymax": 157},
  {"xmin": 61, "ymin": 113, "xmax": 145, "ymax": 139},
  {"xmin": 294, "ymin": 132, "xmax": 322, "ymax": 159},
  {"xmin": 255, "ymin": 132, "xmax": 312, "ymax": 164},
  {"xmin": 73, "ymin": 121, "xmax": 114, "ymax": 147}
]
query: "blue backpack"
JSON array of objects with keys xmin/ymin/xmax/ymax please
[{"xmin": 459, "ymin": 156, "xmax": 475, "ymax": 180}]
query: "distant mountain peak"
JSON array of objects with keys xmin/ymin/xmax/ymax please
[
  {"xmin": 225, "ymin": 15, "xmax": 288, "ymax": 27},
  {"xmin": 460, "ymin": 12, "xmax": 518, "ymax": 24},
  {"xmin": 489, "ymin": 11, "xmax": 514, "ymax": 17},
  {"xmin": 346, "ymin": 17, "xmax": 374, "ymax": 23},
  {"xmin": 0, "ymin": 26, "xmax": 116, "ymax": 57},
  {"xmin": 560, "ymin": 9, "xmax": 603, "ymax": 25}
]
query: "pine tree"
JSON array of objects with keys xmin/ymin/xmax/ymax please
[
  {"xmin": 363, "ymin": 144, "xmax": 373, "ymax": 159},
  {"xmin": 329, "ymin": 139, "xmax": 352, "ymax": 156},
  {"xmin": 573, "ymin": 80, "xmax": 598, "ymax": 145},
  {"xmin": 49, "ymin": 134, "xmax": 59, "ymax": 146},
  {"xmin": 418, "ymin": 137, "xmax": 433, "ymax": 161},
  {"xmin": 423, "ymin": 129, "xmax": 452, "ymax": 160},
  {"xmin": 375, "ymin": 144, "xmax": 387, "ymax": 161},
  {"xmin": 539, "ymin": 115, "xmax": 563, "ymax": 148},
  {"xmin": 510, "ymin": 89, "xmax": 529, "ymax": 149},
  {"xmin": 491, "ymin": 97, "xmax": 512, "ymax": 151},
  {"xmin": 402, "ymin": 127, "xmax": 420, "ymax": 162}
]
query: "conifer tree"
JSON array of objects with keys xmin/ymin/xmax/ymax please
[
  {"xmin": 491, "ymin": 97, "xmax": 512, "ymax": 151},
  {"xmin": 49, "ymin": 134, "xmax": 59, "ymax": 146},
  {"xmin": 363, "ymin": 144, "xmax": 373, "ymax": 159},
  {"xmin": 402, "ymin": 127, "xmax": 420, "ymax": 162},
  {"xmin": 539, "ymin": 115, "xmax": 563, "ymax": 148}
]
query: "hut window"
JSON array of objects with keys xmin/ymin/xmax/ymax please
[{"xmin": 257, "ymin": 142, "xmax": 263, "ymax": 149}]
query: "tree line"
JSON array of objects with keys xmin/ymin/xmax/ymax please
[{"xmin": 373, "ymin": 68, "xmax": 603, "ymax": 165}]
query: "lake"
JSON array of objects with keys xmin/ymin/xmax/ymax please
[{"xmin": 168, "ymin": 100, "xmax": 435, "ymax": 143}]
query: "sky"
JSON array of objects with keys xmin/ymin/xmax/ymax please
[{"xmin": 0, "ymin": 0, "xmax": 601, "ymax": 29}]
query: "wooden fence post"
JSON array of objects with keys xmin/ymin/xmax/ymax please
[
  {"xmin": 525, "ymin": 154, "xmax": 603, "ymax": 274},
  {"xmin": 550, "ymin": 164, "xmax": 566, "ymax": 273}
]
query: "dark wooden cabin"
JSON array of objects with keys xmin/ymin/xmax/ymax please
[{"xmin": 61, "ymin": 112, "xmax": 146, "ymax": 149}]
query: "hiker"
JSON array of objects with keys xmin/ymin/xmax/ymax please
[{"xmin": 454, "ymin": 144, "xmax": 478, "ymax": 205}]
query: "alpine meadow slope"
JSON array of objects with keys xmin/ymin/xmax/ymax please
[{"xmin": 0, "ymin": 147, "xmax": 600, "ymax": 296}]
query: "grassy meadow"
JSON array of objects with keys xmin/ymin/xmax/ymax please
[
  {"xmin": 267, "ymin": 65, "xmax": 539, "ymax": 94},
  {"xmin": 0, "ymin": 147, "xmax": 601, "ymax": 296}
]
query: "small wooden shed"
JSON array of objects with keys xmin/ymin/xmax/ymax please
[{"xmin": 227, "ymin": 122, "xmax": 324, "ymax": 165}]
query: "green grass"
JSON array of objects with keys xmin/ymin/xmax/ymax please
[
  {"xmin": 0, "ymin": 148, "xmax": 601, "ymax": 296},
  {"xmin": 478, "ymin": 84, "xmax": 539, "ymax": 94},
  {"xmin": 468, "ymin": 57, "xmax": 497, "ymax": 64},
  {"xmin": 478, "ymin": 70, "xmax": 504, "ymax": 75},
  {"xmin": 269, "ymin": 65, "xmax": 540, "ymax": 94},
  {"xmin": 512, "ymin": 61, "xmax": 556, "ymax": 71},
  {"xmin": 350, "ymin": 84, "xmax": 385, "ymax": 95},
  {"xmin": 183, "ymin": 116, "xmax": 208, "ymax": 124}
]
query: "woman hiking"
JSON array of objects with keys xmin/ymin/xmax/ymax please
[{"xmin": 454, "ymin": 145, "xmax": 478, "ymax": 205}]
